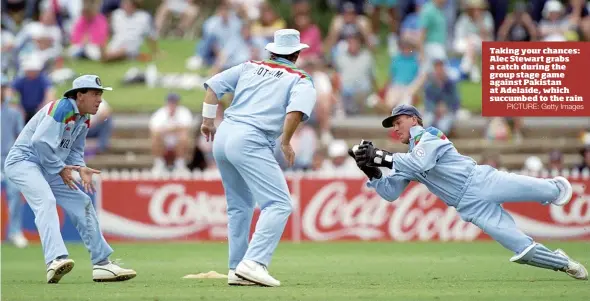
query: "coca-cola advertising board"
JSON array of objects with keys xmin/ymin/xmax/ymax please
[
  {"xmin": 2, "ymin": 176, "xmax": 589, "ymax": 243},
  {"xmin": 98, "ymin": 179, "xmax": 298, "ymax": 242}
]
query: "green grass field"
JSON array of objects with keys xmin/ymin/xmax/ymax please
[
  {"xmin": 2, "ymin": 241, "xmax": 588, "ymax": 300},
  {"xmin": 56, "ymin": 39, "xmax": 483, "ymax": 113}
]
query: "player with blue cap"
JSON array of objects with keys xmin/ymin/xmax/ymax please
[{"xmin": 349, "ymin": 104, "xmax": 588, "ymax": 280}]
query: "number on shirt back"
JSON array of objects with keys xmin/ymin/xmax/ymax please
[{"xmin": 255, "ymin": 67, "xmax": 284, "ymax": 79}]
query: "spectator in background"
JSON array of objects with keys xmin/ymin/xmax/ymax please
[
  {"xmin": 1, "ymin": 25, "xmax": 16, "ymax": 73},
  {"xmin": 369, "ymin": 0, "xmax": 400, "ymax": 55},
  {"xmin": 252, "ymin": 2, "xmax": 286, "ymax": 44},
  {"xmin": 294, "ymin": 12, "xmax": 323, "ymax": 67},
  {"xmin": 311, "ymin": 149, "xmax": 328, "ymax": 171},
  {"xmin": 400, "ymin": 0, "xmax": 427, "ymax": 46},
  {"xmin": 565, "ymin": 0, "xmax": 590, "ymax": 41},
  {"xmin": 10, "ymin": 56, "xmax": 55, "ymax": 122},
  {"xmin": 334, "ymin": 33, "xmax": 377, "ymax": 116},
  {"xmin": 86, "ymin": 98, "xmax": 113, "ymax": 155},
  {"xmin": 422, "ymin": 59, "xmax": 460, "ymax": 134},
  {"xmin": 40, "ymin": 0, "xmax": 83, "ymax": 35},
  {"xmin": 577, "ymin": 145, "xmax": 590, "ymax": 172},
  {"xmin": 186, "ymin": 2, "xmax": 242, "ymax": 70},
  {"xmin": 2, "ymin": 0, "xmax": 37, "ymax": 34},
  {"xmin": 539, "ymin": 0, "xmax": 576, "ymax": 42},
  {"xmin": 14, "ymin": 9, "xmax": 64, "ymax": 70},
  {"xmin": 380, "ymin": 39, "xmax": 423, "ymax": 113},
  {"xmin": 229, "ymin": 0, "xmax": 265, "ymax": 21},
  {"xmin": 155, "ymin": 0, "xmax": 199, "ymax": 38},
  {"xmin": 453, "ymin": 0, "xmax": 495, "ymax": 83},
  {"xmin": 301, "ymin": 58, "xmax": 336, "ymax": 146},
  {"xmin": 418, "ymin": 0, "xmax": 448, "ymax": 67},
  {"xmin": 101, "ymin": 0, "xmax": 121, "ymax": 17},
  {"xmin": 324, "ymin": 139, "xmax": 358, "ymax": 174},
  {"xmin": 548, "ymin": 149, "xmax": 564, "ymax": 171},
  {"xmin": 68, "ymin": 0, "xmax": 109, "ymax": 61},
  {"xmin": 325, "ymin": 1, "xmax": 374, "ymax": 60},
  {"xmin": 274, "ymin": 124, "xmax": 318, "ymax": 171},
  {"xmin": 149, "ymin": 93, "xmax": 193, "ymax": 174},
  {"xmin": 209, "ymin": 22, "xmax": 266, "ymax": 75},
  {"xmin": 497, "ymin": 2, "xmax": 538, "ymax": 42},
  {"xmin": 102, "ymin": 0, "xmax": 159, "ymax": 62}
]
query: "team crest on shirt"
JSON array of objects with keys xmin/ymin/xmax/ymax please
[{"xmin": 414, "ymin": 146, "xmax": 426, "ymax": 158}]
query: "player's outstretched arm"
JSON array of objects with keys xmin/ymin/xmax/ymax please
[
  {"xmin": 391, "ymin": 135, "xmax": 452, "ymax": 174},
  {"xmin": 31, "ymin": 111, "xmax": 69, "ymax": 175}
]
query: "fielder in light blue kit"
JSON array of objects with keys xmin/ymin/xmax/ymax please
[
  {"xmin": 350, "ymin": 104, "xmax": 588, "ymax": 280},
  {"xmin": 1, "ymin": 75, "xmax": 27, "ymax": 248},
  {"xmin": 4, "ymin": 75, "xmax": 137, "ymax": 284},
  {"xmin": 200, "ymin": 29, "xmax": 316, "ymax": 287}
]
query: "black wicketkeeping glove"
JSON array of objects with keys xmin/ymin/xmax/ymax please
[
  {"xmin": 353, "ymin": 140, "xmax": 394, "ymax": 169},
  {"xmin": 348, "ymin": 141, "xmax": 382, "ymax": 180}
]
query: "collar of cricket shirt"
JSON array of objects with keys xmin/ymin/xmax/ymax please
[
  {"xmin": 270, "ymin": 57, "xmax": 295, "ymax": 66},
  {"xmin": 409, "ymin": 125, "xmax": 425, "ymax": 150},
  {"xmin": 66, "ymin": 97, "xmax": 91, "ymax": 120}
]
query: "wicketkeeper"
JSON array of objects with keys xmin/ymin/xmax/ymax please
[
  {"xmin": 4, "ymin": 75, "xmax": 137, "ymax": 284},
  {"xmin": 350, "ymin": 104, "xmax": 587, "ymax": 280}
]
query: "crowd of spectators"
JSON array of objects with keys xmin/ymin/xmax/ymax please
[{"xmin": 2, "ymin": 0, "xmax": 590, "ymax": 174}]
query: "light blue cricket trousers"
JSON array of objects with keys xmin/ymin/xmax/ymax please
[
  {"xmin": 213, "ymin": 120, "xmax": 293, "ymax": 270},
  {"xmin": 457, "ymin": 165, "xmax": 560, "ymax": 254},
  {"xmin": 1, "ymin": 170, "xmax": 24, "ymax": 238},
  {"xmin": 4, "ymin": 160, "xmax": 113, "ymax": 265}
]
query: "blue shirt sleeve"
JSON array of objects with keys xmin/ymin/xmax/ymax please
[
  {"xmin": 31, "ymin": 113, "xmax": 68, "ymax": 175},
  {"xmin": 64, "ymin": 125, "xmax": 88, "ymax": 167},
  {"xmin": 41, "ymin": 75, "xmax": 53, "ymax": 90},
  {"xmin": 391, "ymin": 134, "xmax": 452, "ymax": 174},
  {"xmin": 366, "ymin": 171, "xmax": 411, "ymax": 201},
  {"xmin": 203, "ymin": 63, "xmax": 244, "ymax": 100},
  {"xmin": 286, "ymin": 78, "xmax": 317, "ymax": 122}
]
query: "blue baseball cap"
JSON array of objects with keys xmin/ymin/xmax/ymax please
[
  {"xmin": 382, "ymin": 104, "xmax": 423, "ymax": 128},
  {"xmin": 63, "ymin": 74, "xmax": 112, "ymax": 97},
  {"xmin": 167, "ymin": 92, "xmax": 180, "ymax": 103}
]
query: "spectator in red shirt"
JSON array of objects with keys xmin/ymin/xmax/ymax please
[
  {"xmin": 294, "ymin": 12, "xmax": 323, "ymax": 67},
  {"xmin": 67, "ymin": 0, "xmax": 109, "ymax": 61}
]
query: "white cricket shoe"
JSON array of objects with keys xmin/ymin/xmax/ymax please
[
  {"xmin": 235, "ymin": 260, "xmax": 280, "ymax": 287},
  {"xmin": 555, "ymin": 249, "xmax": 588, "ymax": 280},
  {"xmin": 552, "ymin": 176, "xmax": 573, "ymax": 206},
  {"xmin": 8, "ymin": 233, "xmax": 28, "ymax": 248},
  {"xmin": 228, "ymin": 269, "xmax": 257, "ymax": 286},
  {"xmin": 47, "ymin": 258, "xmax": 75, "ymax": 284},
  {"xmin": 92, "ymin": 261, "xmax": 137, "ymax": 282}
]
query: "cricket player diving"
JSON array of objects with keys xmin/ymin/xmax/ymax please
[
  {"xmin": 4, "ymin": 75, "xmax": 137, "ymax": 284},
  {"xmin": 200, "ymin": 29, "xmax": 316, "ymax": 287},
  {"xmin": 350, "ymin": 104, "xmax": 588, "ymax": 280}
]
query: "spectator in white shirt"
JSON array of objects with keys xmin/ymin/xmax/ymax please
[
  {"xmin": 149, "ymin": 93, "xmax": 193, "ymax": 173},
  {"xmin": 103, "ymin": 0, "xmax": 159, "ymax": 62},
  {"xmin": 323, "ymin": 139, "xmax": 359, "ymax": 175},
  {"xmin": 14, "ymin": 9, "xmax": 63, "ymax": 69},
  {"xmin": 155, "ymin": 0, "xmax": 199, "ymax": 38}
]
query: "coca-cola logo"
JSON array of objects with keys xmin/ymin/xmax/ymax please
[
  {"xmin": 550, "ymin": 183, "xmax": 590, "ymax": 224},
  {"xmin": 100, "ymin": 183, "xmax": 229, "ymax": 239},
  {"xmin": 302, "ymin": 181, "xmax": 481, "ymax": 241}
]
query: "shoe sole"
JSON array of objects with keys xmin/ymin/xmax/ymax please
[
  {"xmin": 228, "ymin": 281, "xmax": 259, "ymax": 286},
  {"xmin": 235, "ymin": 271, "xmax": 278, "ymax": 287},
  {"xmin": 47, "ymin": 261, "xmax": 75, "ymax": 284},
  {"xmin": 93, "ymin": 273, "xmax": 137, "ymax": 282}
]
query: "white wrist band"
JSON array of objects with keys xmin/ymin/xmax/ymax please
[{"xmin": 202, "ymin": 103, "xmax": 218, "ymax": 119}]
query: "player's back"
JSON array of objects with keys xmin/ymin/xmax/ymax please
[
  {"xmin": 223, "ymin": 58, "xmax": 313, "ymax": 140},
  {"xmin": 410, "ymin": 127, "xmax": 477, "ymax": 207}
]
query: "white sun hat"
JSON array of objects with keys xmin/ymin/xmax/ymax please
[
  {"xmin": 265, "ymin": 29, "xmax": 309, "ymax": 55},
  {"xmin": 63, "ymin": 74, "xmax": 113, "ymax": 96}
]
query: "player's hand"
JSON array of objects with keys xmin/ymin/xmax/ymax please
[
  {"xmin": 281, "ymin": 143, "xmax": 295, "ymax": 167},
  {"xmin": 79, "ymin": 167, "xmax": 101, "ymax": 193},
  {"xmin": 201, "ymin": 119, "xmax": 216, "ymax": 142},
  {"xmin": 59, "ymin": 165, "xmax": 81, "ymax": 190}
]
